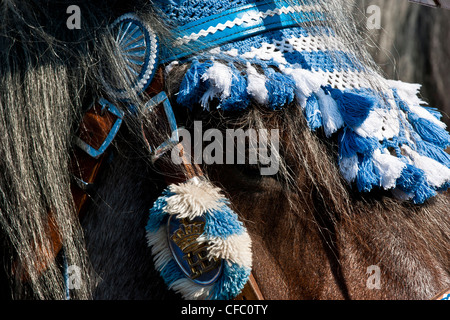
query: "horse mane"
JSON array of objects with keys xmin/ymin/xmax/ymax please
[{"xmin": 0, "ymin": 0, "xmax": 134, "ymax": 299}]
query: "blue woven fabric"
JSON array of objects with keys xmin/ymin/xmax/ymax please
[
  {"xmin": 156, "ymin": 0, "xmax": 255, "ymax": 25},
  {"xmin": 154, "ymin": 0, "xmax": 450, "ymax": 203}
]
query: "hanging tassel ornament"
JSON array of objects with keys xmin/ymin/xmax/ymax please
[
  {"xmin": 145, "ymin": 176, "xmax": 252, "ymax": 300},
  {"xmin": 141, "ymin": 92, "xmax": 253, "ymax": 300}
]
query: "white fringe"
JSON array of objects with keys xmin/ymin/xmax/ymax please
[
  {"xmin": 402, "ymin": 146, "xmax": 450, "ymax": 188},
  {"xmin": 339, "ymin": 155, "xmax": 359, "ymax": 183},
  {"xmin": 372, "ymin": 149, "xmax": 406, "ymax": 190},
  {"xmin": 246, "ymin": 63, "xmax": 269, "ymax": 105},
  {"xmin": 146, "ymin": 227, "xmax": 173, "ymax": 270},
  {"xmin": 282, "ymin": 67, "xmax": 325, "ymax": 107},
  {"xmin": 355, "ymin": 107, "xmax": 400, "ymax": 140},
  {"xmin": 170, "ymin": 278, "xmax": 213, "ymax": 300},
  {"xmin": 200, "ymin": 61, "xmax": 233, "ymax": 109},
  {"xmin": 198, "ymin": 233, "xmax": 253, "ymax": 269},
  {"xmin": 387, "ymin": 80, "xmax": 446, "ymax": 129},
  {"xmin": 165, "ymin": 179, "xmax": 226, "ymax": 219},
  {"xmin": 316, "ymin": 89, "xmax": 344, "ymax": 137}
]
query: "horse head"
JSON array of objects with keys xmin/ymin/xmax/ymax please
[{"xmin": 0, "ymin": 0, "xmax": 449, "ymax": 300}]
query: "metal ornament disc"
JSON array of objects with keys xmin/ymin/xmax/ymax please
[
  {"xmin": 167, "ymin": 215, "xmax": 222, "ymax": 286},
  {"xmin": 100, "ymin": 13, "xmax": 158, "ymax": 100}
]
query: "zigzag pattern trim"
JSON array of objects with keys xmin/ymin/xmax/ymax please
[{"xmin": 175, "ymin": 5, "xmax": 322, "ymax": 46}]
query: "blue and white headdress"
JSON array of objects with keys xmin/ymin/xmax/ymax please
[
  {"xmin": 155, "ymin": 0, "xmax": 450, "ymax": 204},
  {"xmin": 105, "ymin": 0, "xmax": 450, "ymax": 300}
]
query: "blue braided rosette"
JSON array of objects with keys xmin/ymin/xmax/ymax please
[
  {"xmin": 145, "ymin": 177, "xmax": 252, "ymax": 300},
  {"xmin": 155, "ymin": 0, "xmax": 450, "ymax": 204},
  {"xmin": 100, "ymin": 13, "xmax": 158, "ymax": 100}
]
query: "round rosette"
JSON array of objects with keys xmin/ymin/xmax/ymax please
[{"xmin": 100, "ymin": 13, "xmax": 159, "ymax": 100}]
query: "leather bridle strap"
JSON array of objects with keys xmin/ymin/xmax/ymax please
[
  {"xmin": 235, "ymin": 273, "xmax": 264, "ymax": 300},
  {"xmin": 432, "ymin": 288, "xmax": 450, "ymax": 300}
]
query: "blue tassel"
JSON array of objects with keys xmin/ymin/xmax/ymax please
[
  {"xmin": 304, "ymin": 95, "xmax": 323, "ymax": 131},
  {"xmin": 208, "ymin": 263, "xmax": 251, "ymax": 300},
  {"xmin": 396, "ymin": 164, "xmax": 425, "ymax": 194},
  {"xmin": 264, "ymin": 67, "xmax": 296, "ymax": 110},
  {"xmin": 437, "ymin": 180, "xmax": 450, "ymax": 192},
  {"xmin": 394, "ymin": 155, "xmax": 437, "ymax": 204},
  {"xmin": 412, "ymin": 181, "xmax": 436, "ymax": 204},
  {"xmin": 423, "ymin": 106, "xmax": 444, "ymax": 120},
  {"xmin": 331, "ymin": 89, "xmax": 376, "ymax": 127},
  {"xmin": 219, "ymin": 63, "xmax": 249, "ymax": 111},
  {"xmin": 417, "ymin": 140, "xmax": 450, "ymax": 168},
  {"xmin": 408, "ymin": 113, "xmax": 450, "ymax": 148},
  {"xmin": 339, "ymin": 127, "xmax": 378, "ymax": 158},
  {"xmin": 356, "ymin": 154, "xmax": 380, "ymax": 192},
  {"xmin": 177, "ymin": 59, "xmax": 213, "ymax": 109},
  {"xmin": 392, "ymin": 89, "xmax": 409, "ymax": 113}
]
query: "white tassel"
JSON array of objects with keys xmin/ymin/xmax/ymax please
[
  {"xmin": 339, "ymin": 155, "xmax": 359, "ymax": 183},
  {"xmin": 282, "ymin": 67, "xmax": 325, "ymax": 108},
  {"xmin": 316, "ymin": 89, "xmax": 344, "ymax": 137},
  {"xmin": 372, "ymin": 149, "xmax": 406, "ymax": 190},
  {"xmin": 387, "ymin": 80, "xmax": 446, "ymax": 129},
  {"xmin": 387, "ymin": 80, "xmax": 425, "ymax": 106},
  {"xmin": 402, "ymin": 146, "xmax": 450, "ymax": 188},
  {"xmin": 354, "ymin": 107, "xmax": 400, "ymax": 140},
  {"xmin": 200, "ymin": 62, "xmax": 233, "ymax": 109},
  {"xmin": 165, "ymin": 178, "xmax": 226, "ymax": 219},
  {"xmin": 246, "ymin": 63, "xmax": 269, "ymax": 105}
]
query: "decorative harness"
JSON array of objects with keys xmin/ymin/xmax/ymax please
[{"xmin": 24, "ymin": 0, "xmax": 450, "ymax": 300}]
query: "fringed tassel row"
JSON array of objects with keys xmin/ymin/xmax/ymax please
[
  {"xmin": 146, "ymin": 178, "xmax": 252, "ymax": 300},
  {"xmin": 173, "ymin": 60, "xmax": 450, "ymax": 204}
]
